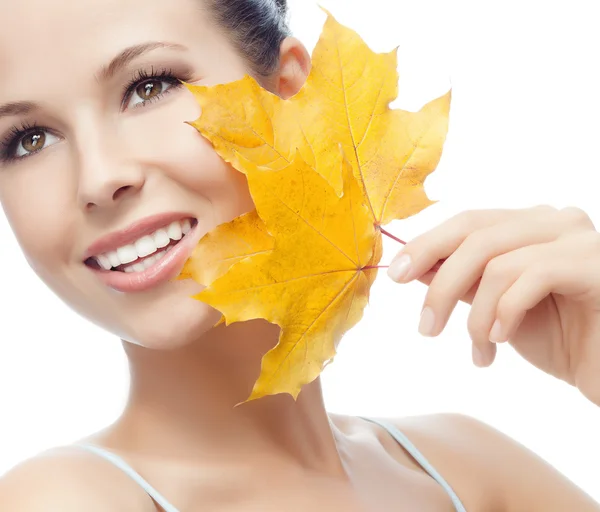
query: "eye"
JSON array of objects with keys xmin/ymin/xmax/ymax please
[
  {"xmin": 125, "ymin": 78, "xmax": 176, "ymax": 110},
  {"xmin": 121, "ymin": 67, "xmax": 187, "ymax": 111},
  {"xmin": 13, "ymin": 128, "xmax": 60, "ymax": 159}
]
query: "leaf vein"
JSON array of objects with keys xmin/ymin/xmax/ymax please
[
  {"xmin": 263, "ymin": 272, "xmax": 360, "ymax": 382},
  {"xmin": 335, "ymin": 38, "xmax": 376, "ymax": 221}
]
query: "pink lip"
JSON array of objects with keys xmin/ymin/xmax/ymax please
[
  {"xmin": 83, "ymin": 212, "xmax": 195, "ymax": 261},
  {"xmin": 87, "ymin": 220, "xmax": 201, "ymax": 293}
]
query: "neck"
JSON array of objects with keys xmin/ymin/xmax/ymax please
[{"xmin": 112, "ymin": 320, "xmax": 346, "ymax": 477}]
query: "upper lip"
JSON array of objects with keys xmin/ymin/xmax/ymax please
[{"xmin": 83, "ymin": 212, "xmax": 195, "ymax": 261}]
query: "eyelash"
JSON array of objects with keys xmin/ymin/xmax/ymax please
[
  {"xmin": 0, "ymin": 67, "xmax": 187, "ymax": 164},
  {"xmin": 120, "ymin": 66, "xmax": 185, "ymax": 111}
]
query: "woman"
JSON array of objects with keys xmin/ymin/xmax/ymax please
[{"xmin": 0, "ymin": 0, "xmax": 598, "ymax": 510}]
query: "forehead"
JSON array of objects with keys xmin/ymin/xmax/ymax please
[
  {"xmin": 1, "ymin": 0, "xmax": 201, "ymax": 57},
  {"xmin": 0, "ymin": 0, "xmax": 231, "ymax": 97}
]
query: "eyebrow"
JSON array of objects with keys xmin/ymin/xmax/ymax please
[
  {"xmin": 97, "ymin": 41, "xmax": 188, "ymax": 82},
  {"xmin": 0, "ymin": 41, "xmax": 188, "ymax": 121},
  {"xmin": 0, "ymin": 101, "xmax": 36, "ymax": 119}
]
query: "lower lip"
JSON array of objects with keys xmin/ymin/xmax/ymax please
[{"xmin": 89, "ymin": 223, "xmax": 200, "ymax": 293}]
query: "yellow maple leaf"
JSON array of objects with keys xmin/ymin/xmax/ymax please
[
  {"xmin": 185, "ymin": 9, "xmax": 451, "ymax": 225},
  {"xmin": 180, "ymin": 9, "xmax": 450, "ymax": 401},
  {"xmin": 179, "ymin": 210, "xmax": 273, "ymax": 286},
  {"xmin": 196, "ymin": 149, "xmax": 381, "ymax": 401},
  {"xmin": 177, "ymin": 210, "xmax": 274, "ymax": 328}
]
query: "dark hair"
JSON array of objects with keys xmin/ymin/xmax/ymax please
[{"xmin": 205, "ymin": 0, "xmax": 291, "ymax": 77}]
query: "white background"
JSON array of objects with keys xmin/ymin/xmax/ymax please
[{"xmin": 1, "ymin": 0, "xmax": 599, "ymax": 501}]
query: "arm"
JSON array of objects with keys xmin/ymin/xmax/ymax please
[
  {"xmin": 0, "ymin": 449, "xmax": 155, "ymax": 511},
  {"xmin": 395, "ymin": 413, "xmax": 600, "ymax": 511}
]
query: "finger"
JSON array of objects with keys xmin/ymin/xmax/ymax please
[
  {"xmin": 495, "ymin": 235, "xmax": 600, "ymax": 342},
  {"xmin": 472, "ymin": 341, "xmax": 497, "ymax": 368},
  {"xmin": 418, "ymin": 210, "xmax": 573, "ymax": 338},
  {"xmin": 466, "ymin": 244, "xmax": 540, "ymax": 365},
  {"xmin": 387, "ymin": 209, "xmax": 523, "ymax": 283},
  {"xmin": 388, "ymin": 205, "xmax": 592, "ymax": 285},
  {"xmin": 417, "ymin": 270, "xmax": 478, "ymax": 305}
]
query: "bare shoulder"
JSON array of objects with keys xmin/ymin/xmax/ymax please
[
  {"xmin": 390, "ymin": 413, "xmax": 600, "ymax": 512},
  {"xmin": 0, "ymin": 446, "xmax": 157, "ymax": 511}
]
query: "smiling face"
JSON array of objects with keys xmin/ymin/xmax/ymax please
[{"xmin": 0, "ymin": 0, "xmax": 269, "ymax": 348}]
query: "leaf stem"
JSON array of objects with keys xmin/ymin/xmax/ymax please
[
  {"xmin": 376, "ymin": 225, "xmax": 445, "ymax": 273},
  {"xmin": 378, "ymin": 225, "xmax": 406, "ymax": 245},
  {"xmin": 363, "ymin": 265, "xmax": 389, "ymax": 270}
]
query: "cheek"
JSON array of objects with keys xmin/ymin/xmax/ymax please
[
  {"xmin": 176, "ymin": 145, "xmax": 255, "ymax": 221},
  {"xmin": 127, "ymin": 92, "xmax": 255, "ymax": 221},
  {"xmin": 0, "ymin": 158, "xmax": 75, "ymax": 280}
]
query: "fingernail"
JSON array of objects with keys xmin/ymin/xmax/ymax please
[
  {"xmin": 418, "ymin": 307, "xmax": 436, "ymax": 336},
  {"xmin": 472, "ymin": 345, "xmax": 487, "ymax": 367},
  {"xmin": 489, "ymin": 319, "xmax": 506, "ymax": 343},
  {"xmin": 387, "ymin": 254, "xmax": 412, "ymax": 282}
]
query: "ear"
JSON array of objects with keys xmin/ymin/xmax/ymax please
[{"xmin": 275, "ymin": 37, "xmax": 311, "ymax": 99}]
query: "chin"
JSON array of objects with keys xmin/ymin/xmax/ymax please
[
  {"xmin": 122, "ymin": 286, "xmax": 223, "ymax": 350},
  {"xmin": 62, "ymin": 274, "xmax": 222, "ymax": 351}
]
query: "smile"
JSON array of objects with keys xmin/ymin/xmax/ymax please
[
  {"xmin": 83, "ymin": 213, "xmax": 200, "ymax": 293},
  {"xmin": 86, "ymin": 218, "xmax": 195, "ymax": 273}
]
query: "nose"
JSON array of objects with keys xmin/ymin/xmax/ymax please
[{"xmin": 76, "ymin": 127, "xmax": 146, "ymax": 211}]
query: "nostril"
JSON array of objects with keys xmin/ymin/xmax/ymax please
[{"xmin": 112, "ymin": 185, "xmax": 134, "ymax": 201}]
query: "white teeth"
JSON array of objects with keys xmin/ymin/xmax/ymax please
[
  {"xmin": 135, "ymin": 235, "xmax": 158, "ymax": 258},
  {"xmin": 131, "ymin": 262, "xmax": 146, "ymax": 273},
  {"xmin": 117, "ymin": 244, "xmax": 138, "ymax": 265},
  {"xmin": 121, "ymin": 249, "xmax": 167, "ymax": 273},
  {"xmin": 107, "ymin": 251, "xmax": 120, "ymax": 268},
  {"xmin": 97, "ymin": 254, "xmax": 112, "ymax": 271},
  {"xmin": 93, "ymin": 218, "xmax": 193, "ymax": 271},
  {"xmin": 153, "ymin": 229, "xmax": 170, "ymax": 248},
  {"xmin": 142, "ymin": 254, "xmax": 157, "ymax": 269},
  {"xmin": 167, "ymin": 221, "xmax": 183, "ymax": 241}
]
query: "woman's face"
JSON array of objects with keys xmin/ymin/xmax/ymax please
[{"xmin": 0, "ymin": 0, "xmax": 260, "ymax": 348}]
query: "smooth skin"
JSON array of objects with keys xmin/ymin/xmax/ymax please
[{"xmin": 0, "ymin": 0, "xmax": 598, "ymax": 511}]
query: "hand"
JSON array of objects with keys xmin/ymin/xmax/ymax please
[{"xmin": 387, "ymin": 206, "xmax": 600, "ymax": 406}]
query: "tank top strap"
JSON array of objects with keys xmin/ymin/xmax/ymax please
[
  {"xmin": 73, "ymin": 419, "xmax": 467, "ymax": 512},
  {"xmin": 72, "ymin": 443, "xmax": 180, "ymax": 512},
  {"xmin": 359, "ymin": 416, "xmax": 467, "ymax": 512}
]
